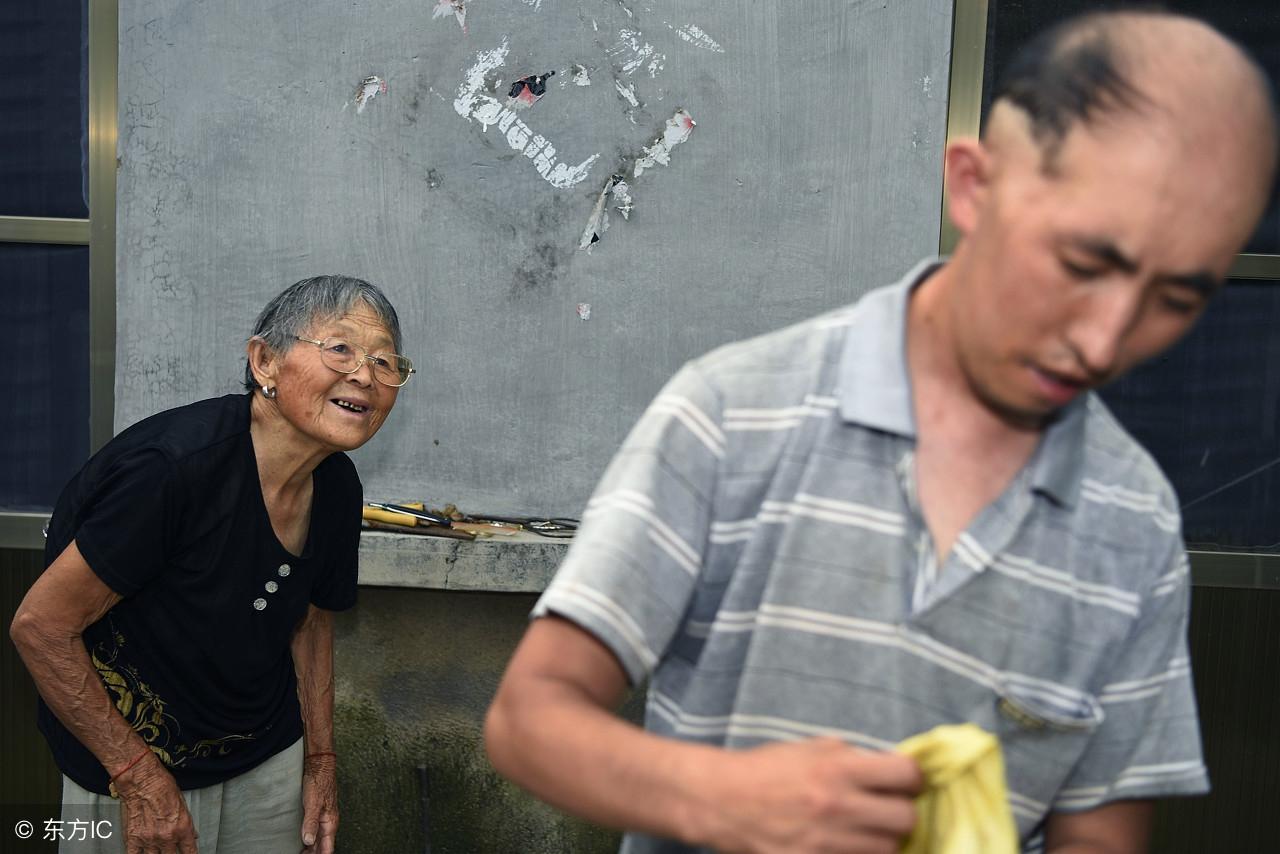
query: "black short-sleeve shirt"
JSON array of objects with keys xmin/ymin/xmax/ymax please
[{"xmin": 38, "ymin": 393, "xmax": 362, "ymax": 793}]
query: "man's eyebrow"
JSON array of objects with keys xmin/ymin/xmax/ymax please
[
  {"xmin": 1064, "ymin": 236, "xmax": 1221, "ymax": 296},
  {"xmin": 1065, "ymin": 236, "xmax": 1140, "ymax": 274}
]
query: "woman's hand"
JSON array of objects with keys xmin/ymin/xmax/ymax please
[
  {"xmin": 115, "ymin": 753, "xmax": 198, "ymax": 854},
  {"xmin": 300, "ymin": 753, "xmax": 339, "ymax": 853}
]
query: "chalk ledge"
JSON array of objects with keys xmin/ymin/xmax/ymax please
[{"xmin": 357, "ymin": 529, "xmax": 568, "ymax": 593}]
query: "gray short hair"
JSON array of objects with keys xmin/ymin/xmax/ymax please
[{"xmin": 244, "ymin": 275, "xmax": 404, "ymax": 391}]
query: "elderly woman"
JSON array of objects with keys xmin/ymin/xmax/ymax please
[{"xmin": 10, "ymin": 275, "xmax": 413, "ymax": 854}]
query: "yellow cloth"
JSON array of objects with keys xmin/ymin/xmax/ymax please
[{"xmin": 897, "ymin": 724, "xmax": 1019, "ymax": 854}]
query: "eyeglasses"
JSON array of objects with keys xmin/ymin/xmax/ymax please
[{"xmin": 295, "ymin": 336, "xmax": 416, "ymax": 387}]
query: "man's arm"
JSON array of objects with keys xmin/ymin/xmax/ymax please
[
  {"xmin": 9, "ymin": 540, "xmax": 197, "ymax": 854},
  {"xmin": 1044, "ymin": 800, "xmax": 1153, "ymax": 853},
  {"xmin": 291, "ymin": 604, "xmax": 339, "ymax": 854},
  {"xmin": 485, "ymin": 615, "xmax": 924, "ymax": 854}
]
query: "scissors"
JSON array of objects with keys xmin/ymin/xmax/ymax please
[{"xmin": 470, "ymin": 515, "xmax": 579, "ymax": 538}]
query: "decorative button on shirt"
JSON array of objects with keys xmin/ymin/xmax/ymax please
[
  {"xmin": 253, "ymin": 598, "xmax": 267, "ymax": 611},
  {"xmin": 278, "ymin": 564, "xmax": 291, "ymax": 577},
  {"xmin": 265, "ymin": 581, "xmax": 279, "ymax": 593}
]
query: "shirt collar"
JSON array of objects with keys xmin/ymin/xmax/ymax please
[{"xmin": 836, "ymin": 257, "xmax": 1088, "ymax": 509}]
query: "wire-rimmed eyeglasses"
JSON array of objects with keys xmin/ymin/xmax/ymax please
[{"xmin": 295, "ymin": 336, "xmax": 416, "ymax": 387}]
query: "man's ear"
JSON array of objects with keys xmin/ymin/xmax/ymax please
[
  {"xmin": 246, "ymin": 336, "xmax": 278, "ymax": 390},
  {"xmin": 942, "ymin": 138, "xmax": 991, "ymax": 239}
]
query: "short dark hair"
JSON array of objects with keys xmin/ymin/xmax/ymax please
[
  {"xmin": 988, "ymin": 12, "xmax": 1151, "ymax": 162},
  {"xmin": 990, "ymin": 9, "xmax": 1279, "ymax": 167},
  {"xmin": 243, "ymin": 274, "xmax": 404, "ymax": 391}
]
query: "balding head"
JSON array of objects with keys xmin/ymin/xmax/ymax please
[
  {"xmin": 989, "ymin": 10, "xmax": 1278, "ymax": 189},
  {"xmin": 932, "ymin": 11, "xmax": 1280, "ymax": 424}
]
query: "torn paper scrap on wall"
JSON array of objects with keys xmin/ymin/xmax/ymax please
[
  {"xmin": 668, "ymin": 23, "xmax": 725, "ymax": 53},
  {"xmin": 433, "ymin": 0, "xmax": 467, "ymax": 34},
  {"xmin": 522, "ymin": 0, "xmax": 544, "ymax": 9},
  {"xmin": 611, "ymin": 179, "xmax": 634, "ymax": 219},
  {"xmin": 508, "ymin": 71, "xmax": 555, "ymax": 109},
  {"xmin": 633, "ymin": 109, "xmax": 695, "ymax": 177},
  {"xmin": 614, "ymin": 80, "xmax": 640, "ymax": 107},
  {"xmin": 454, "ymin": 41, "xmax": 599, "ymax": 189},
  {"xmin": 578, "ymin": 111, "xmax": 693, "ymax": 251},
  {"xmin": 609, "ymin": 28, "xmax": 665, "ymax": 78},
  {"xmin": 576, "ymin": 303, "xmax": 592, "ymax": 321},
  {"xmin": 570, "ymin": 64, "xmax": 591, "ymax": 86},
  {"xmin": 351, "ymin": 76, "xmax": 387, "ymax": 114},
  {"xmin": 578, "ymin": 175, "xmax": 631, "ymax": 249}
]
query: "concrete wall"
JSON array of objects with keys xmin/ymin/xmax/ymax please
[
  {"xmin": 332, "ymin": 587, "xmax": 642, "ymax": 853},
  {"xmin": 116, "ymin": 0, "xmax": 953, "ymax": 518}
]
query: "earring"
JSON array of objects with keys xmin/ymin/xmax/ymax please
[{"xmin": 261, "ymin": 385, "xmax": 277, "ymax": 399}]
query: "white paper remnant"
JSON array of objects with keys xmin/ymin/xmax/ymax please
[
  {"xmin": 454, "ymin": 41, "xmax": 600, "ymax": 189},
  {"xmin": 576, "ymin": 303, "xmax": 592, "ymax": 321},
  {"xmin": 612, "ymin": 178, "xmax": 633, "ymax": 219},
  {"xmin": 614, "ymin": 80, "xmax": 639, "ymax": 107},
  {"xmin": 571, "ymin": 64, "xmax": 591, "ymax": 86},
  {"xmin": 632, "ymin": 109, "xmax": 695, "ymax": 178},
  {"xmin": 578, "ymin": 175, "xmax": 638, "ymax": 251},
  {"xmin": 353, "ymin": 76, "xmax": 387, "ymax": 114},
  {"xmin": 433, "ymin": 0, "xmax": 467, "ymax": 33},
  {"xmin": 670, "ymin": 23, "xmax": 725, "ymax": 53},
  {"xmin": 610, "ymin": 28, "xmax": 665, "ymax": 78},
  {"xmin": 579, "ymin": 179, "xmax": 615, "ymax": 250}
]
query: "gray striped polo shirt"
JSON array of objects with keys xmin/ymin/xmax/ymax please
[{"xmin": 533, "ymin": 259, "xmax": 1208, "ymax": 852}]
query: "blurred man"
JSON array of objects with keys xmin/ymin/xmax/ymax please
[{"xmin": 486, "ymin": 11, "xmax": 1278, "ymax": 853}]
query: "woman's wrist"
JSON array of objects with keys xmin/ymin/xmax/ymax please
[{"xmin": 107, "ymin": 747, "xmax": 157, "ymax": 798}]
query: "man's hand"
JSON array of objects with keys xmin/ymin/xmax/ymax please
[
  {"xmin": 115, "ymin": 753, "xmax": 198, "ymax": 854},
  {"xmin": 300, "ymin": 753, "xmax": 339, "ymax": 854},
  {"xmin": 695, "ymin": 737, "xmax": 923, "ymax": 854}
]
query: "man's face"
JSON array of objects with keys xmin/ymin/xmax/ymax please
[{"xmin": 947, "ymin": 107, "xmax": 1265, "ymax": 424}]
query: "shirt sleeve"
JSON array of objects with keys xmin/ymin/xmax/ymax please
[
  {"xmin": 532, "ymin": 361, "xmax": 724, "ymax": 686},
  {"xmin": 72, "ymin": 448, "xmax": 176, "ymax": 597},
  {"xmin": 1052, "ymin": 543, "xmax": 1208, "ymax": 812},
  {"xmin": 310, "ymin": 453, "xmax": 362, "ymax": 611}
]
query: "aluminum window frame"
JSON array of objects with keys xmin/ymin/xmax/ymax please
[{"xmin": 0, "ymin": 0, "xmax": 117, "ymax": 549}]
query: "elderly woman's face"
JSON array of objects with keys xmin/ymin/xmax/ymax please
[{"xmin": 272, "ymin": 303, "xmax": 400, "ymax": 452}]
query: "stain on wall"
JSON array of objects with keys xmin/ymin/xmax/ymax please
[{"xmin": 333, "ymin": 588, "xmax": 641, "ymax": 853}]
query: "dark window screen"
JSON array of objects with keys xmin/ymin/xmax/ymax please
[
  {"xmin": 0, "ymin": 1, "xmax": 89, "ymax": 218},
  {"xmin": 1, "ymin": 243, "xmax": 91, "ymax": 511},
  {"xmin": 1101, "ymin": 281, "xmax": 1280, "ymax": 550}
]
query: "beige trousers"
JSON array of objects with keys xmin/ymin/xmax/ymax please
[{"xmin": 58, "ymin": 739, "xmax": 303, "ymax": 854}]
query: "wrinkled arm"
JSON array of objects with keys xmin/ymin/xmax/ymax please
[
  {"xmin": 10, "ymin": 540, "xmax": 196, "ymax": 853},
  {"xmin": 1045, "ymin": 800, "xmax": 1153, "ymax": 853},
  {"xmin": 485, "ymin": 615, "xmax": 922, "ymax": 854},
  {"xmin": 292, "ymin": 605, "xmax": 338, "ymax": 854}
]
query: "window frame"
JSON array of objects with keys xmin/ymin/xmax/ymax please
[
  {"xmin": 942, "ymin": 0, "xmax": 1280, "ymax": 590},
  {"xmin": 0, "ymin": 0, "xmax": 117, "ymax": 548}
]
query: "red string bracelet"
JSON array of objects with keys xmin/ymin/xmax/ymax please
[{"xmin": 107, "ymin": 748, "xmax": 152, "ymax": 798}]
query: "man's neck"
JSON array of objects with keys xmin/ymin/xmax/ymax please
[{"xmin": 905, "ymin": 263, "xmax": 1044, "ymax": 562}]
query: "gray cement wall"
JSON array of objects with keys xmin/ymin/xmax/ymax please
[
  {"xmin": 333, "ymin": 587, "xmax": 644, "ymax": 853},
  {"xmin": 116, "ymin": 2, "xmax": 954, "ymax": 849},
  {"xmin": 116, "ymin": 0, "xmax": 953, "ymax": 518}
]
